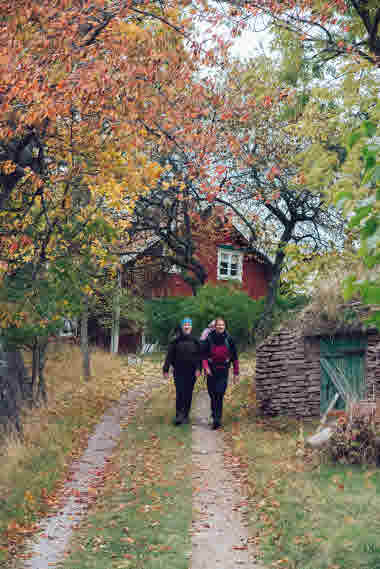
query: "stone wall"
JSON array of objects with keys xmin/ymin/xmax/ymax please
[
  {"xmin": 365, "ymin": 333, "xmax": 380, "ymax": 397},
  {"xmin": 256, "ymin": 329, "xmax": 321, "ymax": 418},
  {"xmin": 256, "ymin": 330, "xmax": 380, "ymax": 419}
]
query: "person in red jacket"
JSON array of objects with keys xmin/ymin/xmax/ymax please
[{"xmin": 202, "ymin": 317, "xmax": 239, "ymax": 429}]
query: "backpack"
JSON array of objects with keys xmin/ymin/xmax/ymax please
[
  {"xmin": 205, "ymin": 332, "xmax": 233, "ymax": 366},
  {"xmin": 207, "ymin": 332, "xmax": 232, "ymax": 353}
]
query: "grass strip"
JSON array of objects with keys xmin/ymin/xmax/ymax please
[
  {"xmin": 223, "ymin": 376, "xmax": 380, "ymax": 569},
  {"xmin": 60, "ymin": 382, "xmax": 192, "ymax": 569}
]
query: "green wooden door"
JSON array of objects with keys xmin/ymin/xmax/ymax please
[{"xmin": 320, "ymin": 335, "xmax": 367, "ymax": 414}]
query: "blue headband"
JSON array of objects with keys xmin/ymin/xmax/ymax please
[{"xmin": 181, "ymin": 317, "xmax": 192, "ymax": 326}]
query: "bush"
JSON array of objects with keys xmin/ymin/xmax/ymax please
[
  {"xmin": 327, "ymin": 415, "xmax": 379, "ymax": 465},
  {"xmin": 144, "ymin": 284, "xmax": 265, "ymax": 347},
  {"xmin": 144, "ymin": 297, "xmax": 187, "ymax": 347}
]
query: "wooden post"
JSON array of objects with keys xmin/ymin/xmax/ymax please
[
  {"xmin": 110, "ymin": 268, "xmax": 121, "ymax": 355},
  {"xmin": 81, "ymin": 294, "xmax": 91, "ymax": 380}
]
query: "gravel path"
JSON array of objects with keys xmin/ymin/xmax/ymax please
[{"xmin": 191, "ymin": 391, "xmax": 262, "ymax": 568}]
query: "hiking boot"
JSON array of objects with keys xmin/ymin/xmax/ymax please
[
  {"xmin": 212, "ymin": 421, "xmax": 221, "ymax": 430},
  {"xmin": 174, "ymin": 413, "xmax": 184, "ymax": 426}
]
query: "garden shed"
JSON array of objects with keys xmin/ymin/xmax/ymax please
[{"xmin": 255, "ymin": 301, "xmax": 380, "ymax": 419}]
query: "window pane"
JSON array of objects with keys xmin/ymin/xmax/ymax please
[
  {"xmin": 220, "ymin": 262, "xmax": 228, "ymax": 275},
  {"xmin": 230, "ymin": 255, "xmax": 238, "ymax": 275}
]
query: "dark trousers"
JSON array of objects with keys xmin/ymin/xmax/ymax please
[
  {"xmin": 207, "ymin": 367, "xmax": 229, "ymax": 424},
  {"xmin": 173, "ymin": 368, "xmax": 197, "ymax": 418}
]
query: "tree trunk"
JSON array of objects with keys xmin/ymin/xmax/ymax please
[
  {"xmin": 110, "ymin": 269, "xmax": 121, "ymax": 354},
  {"xmin": 81, "ymin": 295, "xmax": 91, "ymax": 381},
  {"xmin": 191, "ymin": 282, "xmax": 198, "ymax": 296},
  {"xmin": 256, "ymin": 227, "xmax": 293, "ymax": 342},
  {"xmin": 258, "ymin": 253, "xmax": 284, "ymax": 337},
  {"xmin": 37, "ymin": 341, "xmax": 48, "ymax": 403},
  {"xmin": 182, "ymin": 265, "xmax": 206, "ymax": 296},
  {"xmin": 31, "ymin": 342, "xmax": 39, "ymax": 403},
  {"xmin": 0, "ymin": 340, "xmax": 30, "ymax": 435}
]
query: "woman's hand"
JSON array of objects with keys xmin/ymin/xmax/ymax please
[{"xmin": 232, "ymin": 373, "xmax": 239, "ymax": 385}]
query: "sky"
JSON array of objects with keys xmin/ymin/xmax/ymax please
[{"xmin": 229, "ymin": 22, "xmax": 272, "ymax": 60}]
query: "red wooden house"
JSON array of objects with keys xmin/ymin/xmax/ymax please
[
  {"xmin": 118, "ymin": 218, "xmax": 273, "ymax": 352},
  {"xmin": 147, "ymin": 232, "xmax": 271, "ymax": 300}
]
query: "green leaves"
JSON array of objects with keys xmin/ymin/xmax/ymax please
[
  {"xmin": 347, "ymin": 129, "xmax": 362, "ymax": 149},
  {"xmin": 340, "ymin": 119, "xmax": 380, "ymax": 321},
  {"xmin": 348, "ymin": 203, "xmax": 374, "ymax": 228},
  {"xmin": 362, "ymin": 120, "xmax": 377, "ymax": 138},
  {"xmin": 145, "ymin": 284, "xmax": 265, "ymax": 347}
]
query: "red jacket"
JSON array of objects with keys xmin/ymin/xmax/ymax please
[{"xmin": 202, "ymin": 331, "xmax": 239, "ymax": 375}]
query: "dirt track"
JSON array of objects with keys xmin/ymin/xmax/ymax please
[
  {"xmin": 15, "ymin": 377, "xmax": 262, "ymax": 569},
  {"xmin": 191, "ymin": 391, "xmax": 262, "ymax": 568}
]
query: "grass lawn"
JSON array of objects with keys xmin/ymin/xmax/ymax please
[
  {"xmin": 59, "ymin": 383, "xmax": 192, "ymax": 569},
  {"xmin": 223, "ymin": 376, "xmax": 380, "ymax": 569}
]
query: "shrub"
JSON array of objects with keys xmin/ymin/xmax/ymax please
[
  {"xmin": 144, "ymin": 297, "xmax": 186, "ymax": 346},
  {"xmin": 327, "ymin": 415, "xmax": 379, "ymax": 465},
  {"xmin": 144, "ymin": 284, "xmax": 265, "ymax": 347}
]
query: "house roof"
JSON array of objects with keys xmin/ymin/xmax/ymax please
[
  {"xmin": 226, "ymin": 223, "xmax": 274, "ymax": 267},
  {"xmin": 118, "ymin": 205, "xmax": 274, "ymax": 268},
  {"xmin": 120, "ymin": 235, "xmax": 160, "ymax": 264}
]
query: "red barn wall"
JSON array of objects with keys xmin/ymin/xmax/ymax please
[
  {"xmin": 150, "ymin": 244, "xmax": 270, "ymax": 300},
  {"xmin": 243, "ymin": 257, "xmax": 270, "ymax": 299}
]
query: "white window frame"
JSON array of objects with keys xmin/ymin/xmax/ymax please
[
  {"xmin": 168, "ymin": 264, "xmax": 181, "ymax": 274},
  {"xmin": 217, "ymin": 248, "xmax": 243, "ymax": 282}
]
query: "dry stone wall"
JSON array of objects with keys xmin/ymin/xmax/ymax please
[
  {"xmin": 256, "ymin": 329, "xmax": 321, "ymax": 418},
  {"xmin": 256, "ymin": 329, "xmax": 380, "ymax": 419},
  {"xmin": 365, "ymin": 333, "xmax": 380, "ymax": 397}
]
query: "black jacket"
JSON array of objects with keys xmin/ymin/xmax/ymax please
[{"xmin": 163, "ymin": 333, "xmax": 202, "ymax": 373}]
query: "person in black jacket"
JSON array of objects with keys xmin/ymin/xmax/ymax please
[
  {"xmin": 202, "ymin": 317, "xmax": 239, "ymax": 430},
  {"xmin": 163, "ymin": 317, "xmax": 202, "ymax": 425}
]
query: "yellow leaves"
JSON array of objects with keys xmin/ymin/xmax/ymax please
[
  {"xmin": 63, "ymin": 196, "xmax": 72, "ymax": 209},
  {"xmin": 24, "ymin": 491, "xmax": 35, "ymax": 505},
  {"xmin": 144, "ymin": 160, "xmax": 162, "ymax": 180},
  {"xmin": 88, "ymin": 146, "xmax": 163, "ymax": 212},
  {"xmin": 1, "ymin": 160, "xmax": 17, "ymax": 174},
  {"xmin": 292, "ymin": 172, "xmax": 306, "ymax": 186},
  {"xmin": 116, "ymin": 21, "xmax": 145, "ymax": 40}
]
